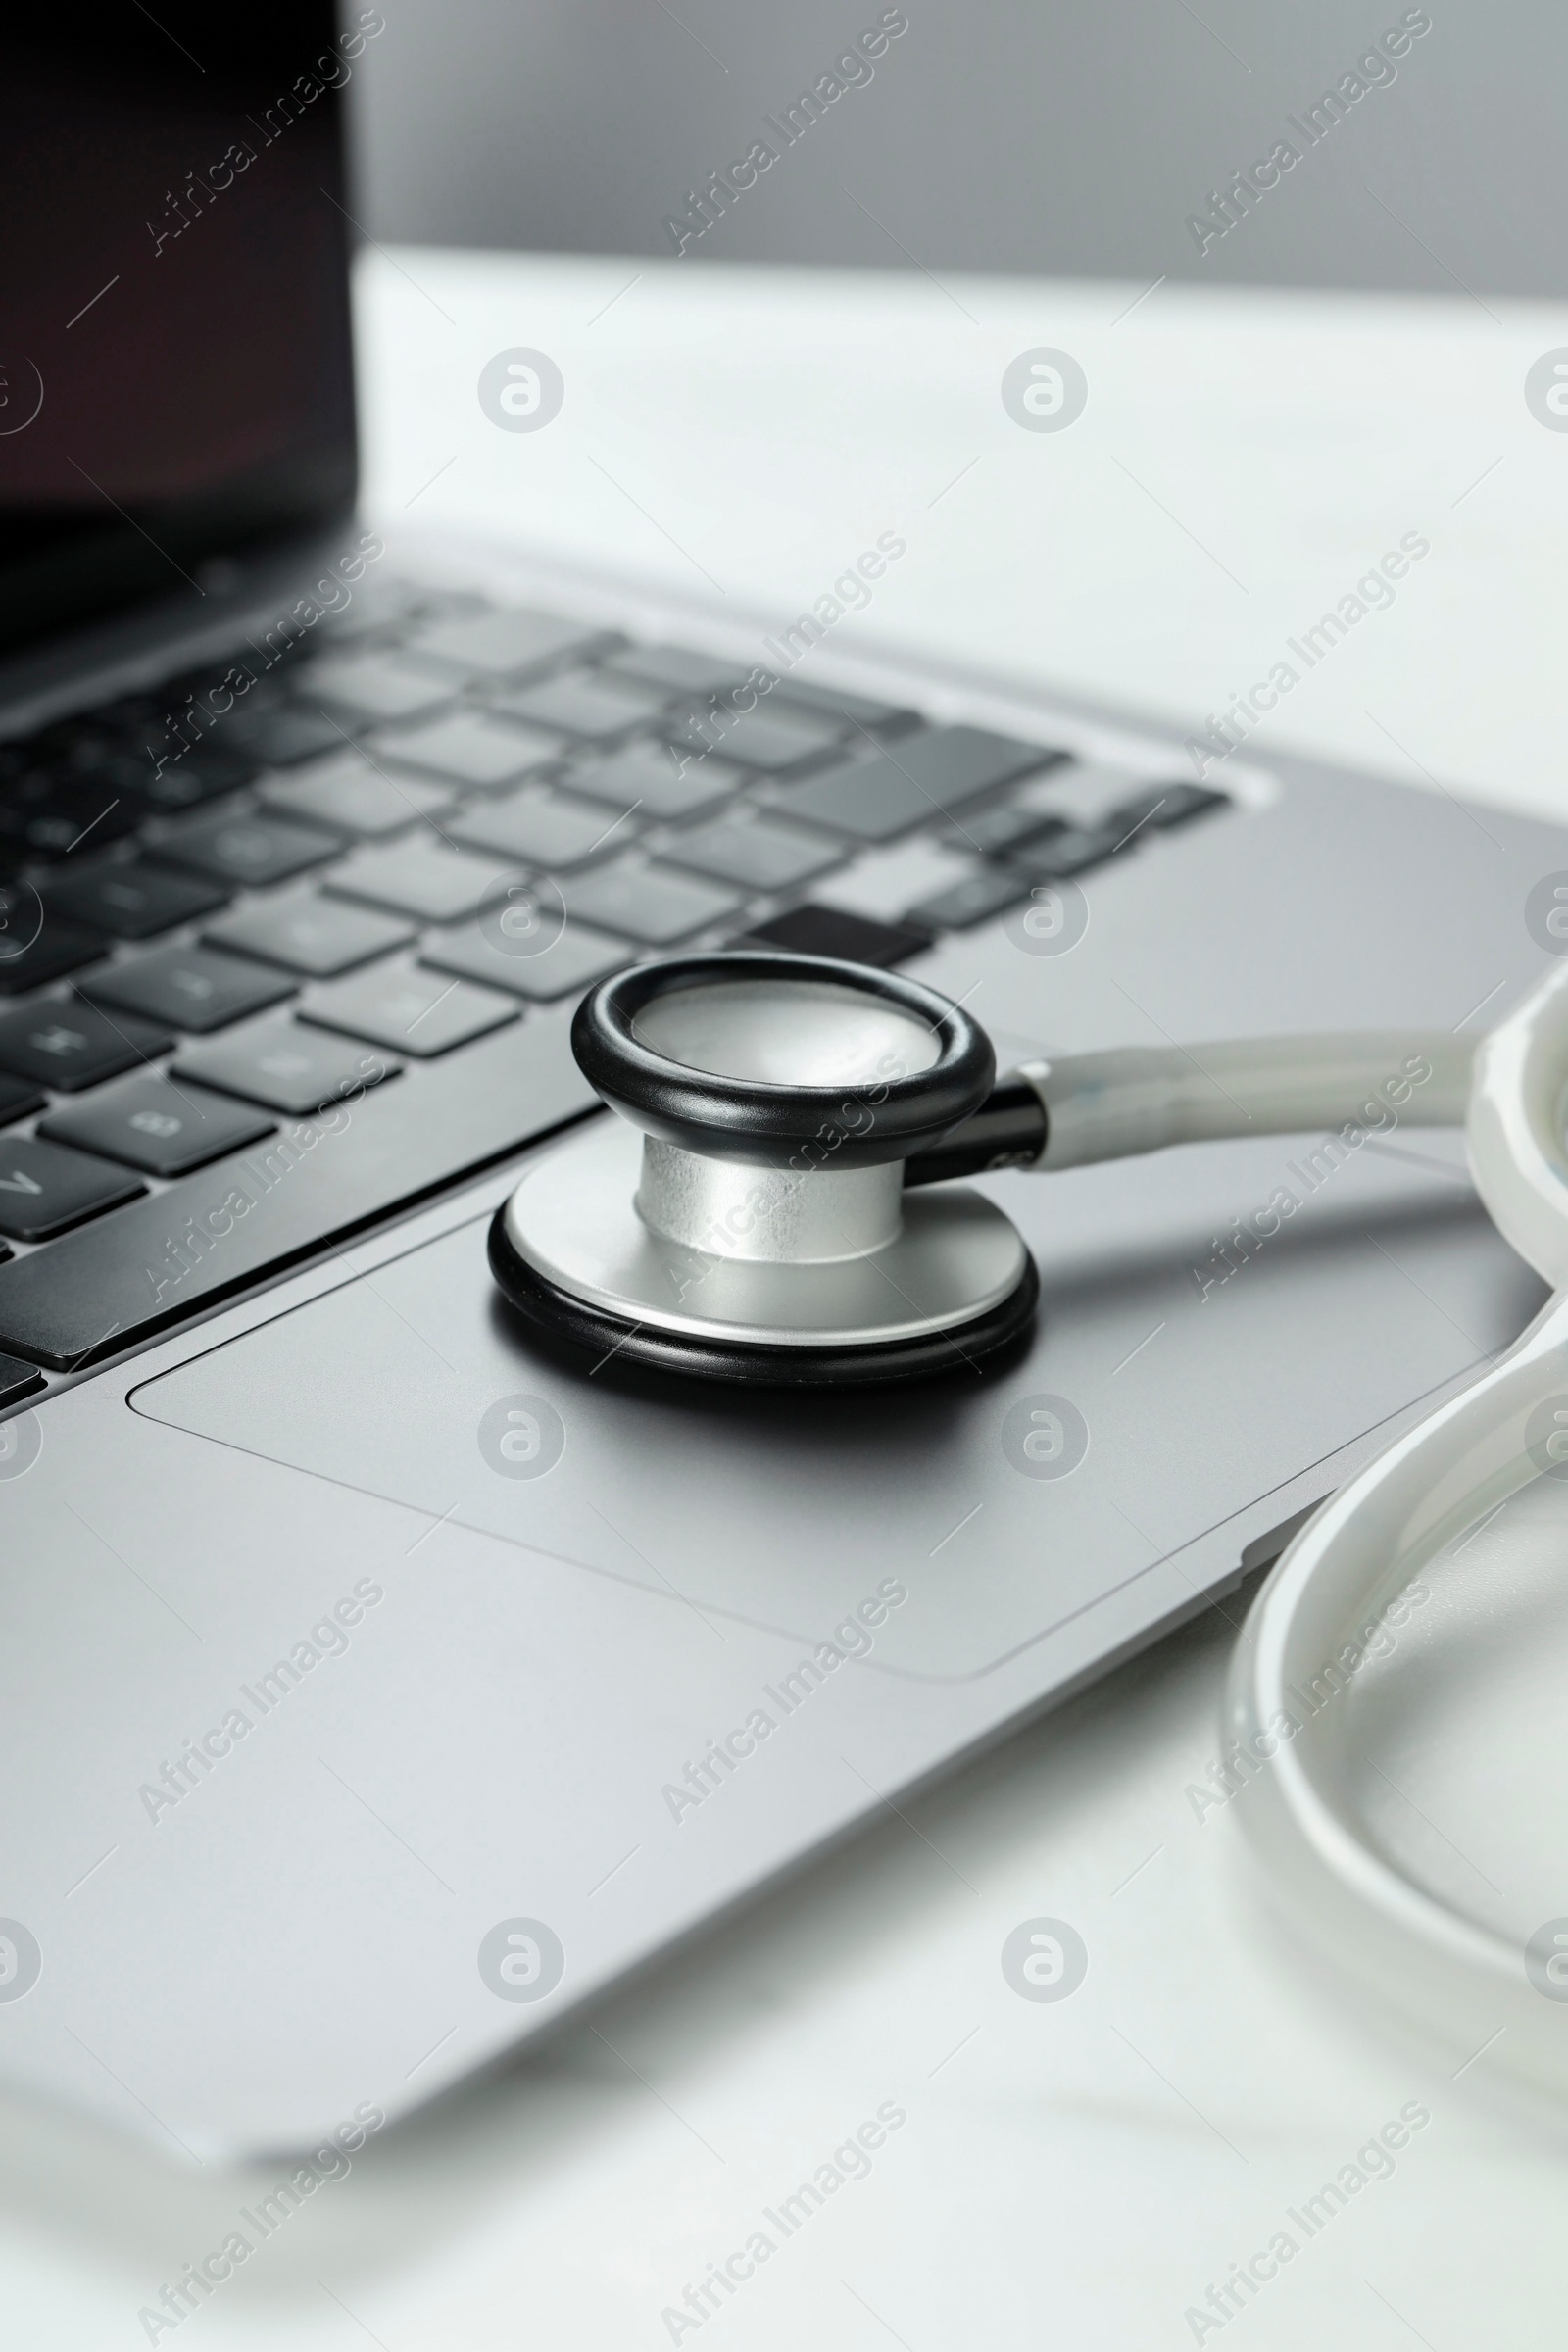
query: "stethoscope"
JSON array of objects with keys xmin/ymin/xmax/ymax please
[
  {"xmin": 488, "ymin": 947, "xmax": 1470, "ymax": 1382},
  {"xmin": 490, "ymin": 947, "xmax": 1568, "ymax": 2094}
]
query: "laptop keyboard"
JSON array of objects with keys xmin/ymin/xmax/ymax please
[{"xmin": 0, "ymin": 576, "xmax": 1229, "ymax": 1390}]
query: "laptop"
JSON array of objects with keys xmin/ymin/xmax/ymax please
[{"xmin": 0, "ymin": 5, "xmax": 1553, "ymax": 2160}]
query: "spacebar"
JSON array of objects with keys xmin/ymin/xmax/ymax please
[{"xmin": 0, "ymin": 1008, "xmax": 596, "ymax": 1372}]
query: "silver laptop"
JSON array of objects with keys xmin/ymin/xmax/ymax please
[{"xmin": 0, "ymin": 8, "xmax": 1552, "ymax": 2160}]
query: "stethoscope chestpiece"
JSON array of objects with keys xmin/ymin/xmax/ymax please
[{"xmin": 489, "ymin": 950, "xmax": 1039, "ymax": 1386}]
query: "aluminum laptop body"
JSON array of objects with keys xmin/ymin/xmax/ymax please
[{"xmin": 0, "ymin": 8, "xmax": 1550, "ymax": 2157}]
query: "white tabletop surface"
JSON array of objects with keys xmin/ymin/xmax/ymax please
[{"xmin": 9, "ymin": 250, "xmax": 1568, "ymax": 2349}]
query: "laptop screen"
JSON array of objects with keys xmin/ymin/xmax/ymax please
[{"xmin": 0, "ymin": 6, "xmax": 362, "ymax": 656}]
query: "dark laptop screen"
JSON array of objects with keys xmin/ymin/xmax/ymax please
[{"xmin": 0, "ymin": 6, "xmax": 364, "ymax": 655}]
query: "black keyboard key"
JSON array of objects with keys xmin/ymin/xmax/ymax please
[
  {"xmin": 0, "ymin": 1351, "xmax": 44, "ymax": 1408},
  {"xmin": 0, "ymin": 1002, "xmax": 171, "ymax": 1092},
  {"xmin": 906, "ymin": 865, "xmax": 1032, "ymax": 930},
  {"xmin": 154, "ymin": 810, "xmax": 339, "ymax": 889},
  {"xmin": 734, "ymin": 903, "xmax": 931, "ymax": 967},
  {"xmin": 42, "ymin": 859, "xmax": 230, "ymax": 940},
  {"xmin": 0, "ymin": 1137, "xmax": 144, "ymax": 1242},
  {"xmin": 203, "ymin": 891, "xmax": 416, "ymax": 977},
  {"xmin": 781, "ymin": 727, "xmax": 1060, "ymax": 843},
  {"xmin": 133, "ymin": 747, "xmax": 255, "ymax": 813},
  {"xmin": 302, "ymin": 960, "xmax": 518, "ymax": 1057},
  {"xmin": 0, "ymin": 1014, "xmax": 593, "ymax": 1370},
  {"xmin": 325, "ymin": 839, "xmax": 524, "ymax": 924},
  {"xmin": 447, "ymin": 791, "xmax": 634, "ymax": 870},
  {"xmin": 9, "ymin": 786, "xmax": 141, "ymax": 862},
  {"xmin": 420, "ymin": 917, "xmax": 629, "ymax": 1002},
  {"xmin": 258, "ymin": 753, "xmax": 454, "ymax": 840},
  {"xmin": 1108, "ymin": 782, "xmax": 1230, "ymax": 834},
  {"xmin": 407, "ymin": 609, "xmax": 606, "ymax": 681},
  {"xmin": 172, "ymin": 1017, "xmax": 402, "ymax": 1116},
  {"xmin": 1014, "ymin": 822, "xmax": 1126, "ymax": 878},
  {"xmin": 0, "ymin": 901, "xmax": 105, "ymax": 996},
  {"xmin": 0, "ymin": 1074, "xmax": 45, "ymax": 1124},
  {"xmin": 943, "ymin": 805, "xmax": 1068, "ymax": 859},
  {"xmin": 660, "ymin": 700, "xmax": 844, "ymax": 774},
  {"xmin": 309, "ymin": 575, "xmax": 439, "ymax": 645},
  {"xmin": 375, "ymin": 711, "xmax": 562, "ymax": 791},
  {"xmin": 492, "ymin": 672, "xmax": 662, "ymax": 740},
  {"xmin": 661, "ymin": 814, "xmax": 842, "ymax": 892},
  {"xmin": 40, "ymin": 1075, "xmax": 274, "ymax": 1176},
  {"xmin": 763, "ymin": 678, "xmax": 917, "ymax": 732},
  {"xmin": 601, "ymin": 646, "xmax": 745, "ymax": 698},
  {"xmin": 80, "ymin": 944, "xmax": 295, "ymax": 1033},
  {"xmin": 49, "ymin": 745, "xmax": 157, "ymax": 794},
  {"xmin": 562, "ymin": 742, "xmax": 734, "ymax": 824},
  {"xmin": 564, "ymin": 860, "xmax": 743, "ymax": 945},
  {"xmin": 220, "ymin": 704, "xmax": 349, "ymax": 767},
  {"xmin": 295, "ymin": 653, "xmax": 455, "ymax": 727}
]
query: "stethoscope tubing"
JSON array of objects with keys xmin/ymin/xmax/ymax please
[{"xmin": 1225, "ymin": 961, "xmax": 1568, "ymax": 2092}]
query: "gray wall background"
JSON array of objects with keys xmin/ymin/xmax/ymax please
[{"xmin": 348, "ymin": 1, "xmax": 1562, "ymax": 295}]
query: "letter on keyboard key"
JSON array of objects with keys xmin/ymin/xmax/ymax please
[
  {"xmin": 80, "ymin": 944, "xmax": 296, "ymax": 1033},
  {"xmin": 203, "ymin": 892, "xmax": 416, "ymax": 977},
  {"xmin": 153, "ymin": 810, "xmax": 340, "ymax": 888},
  {"xmin": 0, "ymin": 1137, "xmax": 144, "ymax": 1242},
  {"xmin": 301, "ymin": 960, "xmax": 517, "ymax": 1056},
  {"xmin": 324, "ymin": 839, "xmax": 525, "ymax": 923},
  {"xmin": 40, "ymin": 1077, "xmax": 274, "ymax": 1177},
  {"xmin": 42, "ymin": 860, "xmax": 230, "ymax": 939},
  {"xmin": 0, "ymin": 1012, "xmax": 595, "ymax": 1369},
  {"xmin": 0, "ymin": 1002, "xmax": 171, "ymax": 1092},
  {"xmin": 172, "ymin": 1017, "xmax": 402, "ymax": 1115}
]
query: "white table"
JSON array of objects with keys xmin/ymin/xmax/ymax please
[{"xmin": 9, "ymin": 252, "xmax": 1568, "ymax": 2349}]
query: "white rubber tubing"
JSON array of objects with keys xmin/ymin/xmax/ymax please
[
  {"xmin": 1018, "ymin": 1031, "xmax": 1472, "ymax": 1171},
  {"xmin": 1225, "ymin": 962, "xmax": 1568, "ymax": 2095}
]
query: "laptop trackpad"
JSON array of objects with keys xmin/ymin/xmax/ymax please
[{"xmin": 130, "ymin": 1141, "xmax": 1536, "ymax": 1678}]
